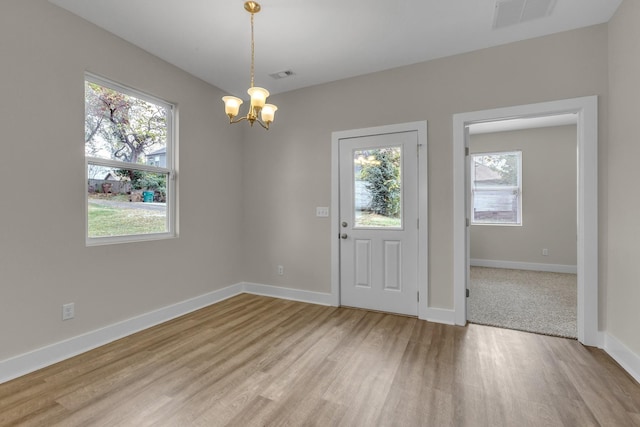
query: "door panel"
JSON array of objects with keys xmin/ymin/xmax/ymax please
[
  {"xmin": 355, "ymin": 239, "xmax": 371, "ymax": 288},
  {"xmin": 339, "ymin": 131, "xmax": 418, "ymax": 316},
  {"xmin": 383, "ymin": 240, "xmax": 402, "ymax": 291}
]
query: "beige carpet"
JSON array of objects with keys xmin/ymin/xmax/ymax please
[{"xmin": 468, "ymin": 267, "xmax": 577, "ymax": 339}]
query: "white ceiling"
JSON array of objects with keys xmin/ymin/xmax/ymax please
[{"xmin": 49, "ymin": 0, "xmax": 621, "ymax": 99}]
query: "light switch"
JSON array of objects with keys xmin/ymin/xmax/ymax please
[{"xmin": 316, "ymin": 207, "xmax": 329, "ymax": 217}]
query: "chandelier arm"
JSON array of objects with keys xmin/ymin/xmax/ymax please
[
  {"xmin": 228, "ymin": 114, "xmax": 270, "ymax": 129},
  {"xmin": 229, "ymin": 116, "xmax": 249, "ymax": 125},
  {"xmin": 255, "ymin": 119, "xmax": 270, "ymax": 130}
]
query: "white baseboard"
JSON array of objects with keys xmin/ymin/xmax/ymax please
[
  {"xmin": 11, "ymin": 281, "xmax": 634, "ymax": 388},
  {"xmin": 241, "ymin": 282, "xmax": 334, "ymax": 306},
  {"xmin": 604, "ymin": 333, "xmax": 640, "ymax": 384},
  {"xmin": 470, "ymin": 258, "xmax": 577, "ymax": 274},
  {"xmin": 424, "ymin": 307, "xmax": 456, "ymax": 325},
  {"xmin": 0, "ymin": 283, "xmax": 244, "ymax": 385},
  {"xmin": 0, "ymin": 282, "xmax": 334, "ymax": 384},
  {"xmin": 592, "ymin": 331, "xmax": 605, "ymax": 349}
]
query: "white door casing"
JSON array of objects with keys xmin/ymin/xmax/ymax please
[
  {"xmin": 464, "ymin": 126, "xmax": 471, "ymax": 315},
  {"xmin": 453, "ymin": 96, "xmax": 599, "ymax": 347},
  {"xmin": 331, "ymin": 122, "xmax": 428, "ymax": 318}
]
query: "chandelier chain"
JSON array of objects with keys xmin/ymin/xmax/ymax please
[
  {"xmin": 250, "ymin": 12, "xmax": 255, "ymax": 88},
  {"xmin": 222, "ymin": 1, "xmax": 276, "ymax": 130}
]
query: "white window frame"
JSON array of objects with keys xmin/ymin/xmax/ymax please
[
  {"xmin": 470, "ymin": 150, "xmax": 522, "ymax": 226},
  {"xmin": 85, "ymin": 73, "xmax": 177, "ymax": 245}
]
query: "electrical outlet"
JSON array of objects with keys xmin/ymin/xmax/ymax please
[
  {"xmin": 277, "ymin": 265, "xmax": 284, "ymax": 275},
  {"xmin": 542, "ymin": 248, "xmax": 549, "ymax": 256},
  {"xmin": 62, "ymin": 303, "xmax": 75, "ymax": 321}
]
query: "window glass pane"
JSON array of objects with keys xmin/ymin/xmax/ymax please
[
  {"xmin": 472, "ymin": 152, "xmax": 518, "ymax": 187},
  {"xmin": 85, "ymin": 81, "xmax": 167, "ymax": 164},
  {"xmin": 473, "ymin": 190, "xmax": 519, "ymax": 223},
  {"xmin": 353, "ymin": 147, "xmax": 402, "ymax": 228},
  {"xmin": 87, "ymin": 165, "xmax": 168, "ymax": 238},
  {"xmin": 471, "ymin": 151, "xmax": 521, "ymax": 225}
]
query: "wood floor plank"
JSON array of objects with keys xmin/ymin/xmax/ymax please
[
  {"xmin": 1, "ymin": 294, "xmax": 640, "ymax": 427},
  {"xmin": 0, "ymin": 397, "xmax": 69, "ymax": 427},
  {"xmin": 560, "ymin": 358, "xmax": 639, "ymax": 426}
]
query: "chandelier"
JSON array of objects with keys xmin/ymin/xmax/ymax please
[{"xmin": 222, "ymin": 1, "xmax": 277, "ymax": 130}]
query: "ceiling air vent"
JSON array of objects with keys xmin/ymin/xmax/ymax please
[
  {"xmin": 269, "ymin": 70, "xmax": 295, "ymax": 80},
  {"xmin": 493, "ymin": 0, "xmax": 557, "ymax": 29}
]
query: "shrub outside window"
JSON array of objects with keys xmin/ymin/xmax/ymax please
[
  {"xmin": 471, "ymin": 151, "xmax": 522, "ymax": 225},
  {"xmin": 85, "ymin": 74, "xmax": 176, "ymax": 245}
]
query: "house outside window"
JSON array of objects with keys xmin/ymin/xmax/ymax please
[
  {"xmin": 147, "ymin": 149, "xmax": 166, "ymax": 168},
  {"xmin": 85, "ymin": 73, "xmax": 176, "ymax": 244},
  {"xmin": 471, "ymin": 151, "xmax": 522, "ymax": 225}
]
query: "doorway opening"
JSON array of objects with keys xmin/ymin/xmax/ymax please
[
  {"xmin": 453, "ymin": 97, "xmax": 599, "ymax": 346},
  {"xmin": 466, "ymin": 117, "xmax": 578, "ymax": 338}
]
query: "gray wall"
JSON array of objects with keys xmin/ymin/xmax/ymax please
[
  {"xmin": 0, "ymin": 0, "xmax": 244, "ymax": 360},
  {"xmin": 470, "ymin": 126, "xmax": 577, "ymax": 267},
  {"xmin": 607, "ymin": 0, "xmax": 640, "ymax": 357},
  {"xmin": 241, "ymin": 25, "xmax": 608, "ymax": 311}
]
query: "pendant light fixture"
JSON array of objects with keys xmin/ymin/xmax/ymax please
[{"xmin": 222, "ymin": 1, "xmax": 277, "ymax": 130}]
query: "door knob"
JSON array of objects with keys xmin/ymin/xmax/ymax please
[
  {"xmin": 341, "ymin": 221, "xmax": 348, "ymax": 227},
  {"xmin": 340, "ymin": 233, "xmax": 348, "ymax": 239}
]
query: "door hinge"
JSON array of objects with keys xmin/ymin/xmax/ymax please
[
  {"xmin": 417, "ymin": 291, "xmax": 420, "ymax": 302},
  {"xmin": 465, "ymin": 147, "xmax": 470, "ymax": 156},
  {"xmin": 466, "ymin": 289, "xmax": 470, "ymax": 298},
  {"xmin": 466, "ymin": 218, "xmax": 470, "ymax": 227},
  {"xmin": 417, "ymin": 218, "xmax": 419, "ymax": 229}
]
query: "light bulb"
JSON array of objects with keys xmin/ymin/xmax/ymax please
[
  {"xmin": 222, "ymin": 96, "xmax": 243, "ymax": 117},
  {"xmin": 261, "ymin": 104, "xmax": 278, "ymax": 123},
  {"xmin": 248, "ymin": 87, "xmax": 269, "ymax": 108}
]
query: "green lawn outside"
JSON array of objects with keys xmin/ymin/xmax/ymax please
[
  {"xmin": 356, "ymin": 212, "xmax": 402, "ymax": 227},
  {"xmin": 88, "ymin": 203, "xmax": 166, "ymax": 237}
]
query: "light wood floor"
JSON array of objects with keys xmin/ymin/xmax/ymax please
[{"xmin": 2, "ymin": 294, "xmax": 640, "ymax": 426}]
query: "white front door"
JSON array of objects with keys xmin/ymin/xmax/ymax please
[{"xmin": 339, "ymin": 130, "xmax": 419, "ymax": 316}]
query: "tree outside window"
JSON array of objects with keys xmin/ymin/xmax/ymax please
[{"xmin": 354, "ymin": 147, "xmax": 402, "ymax": 228}]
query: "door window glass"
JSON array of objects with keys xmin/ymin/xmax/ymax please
[{"xmin": 353, "ymin": 146, "xmax": 402, "ymax": 228}]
